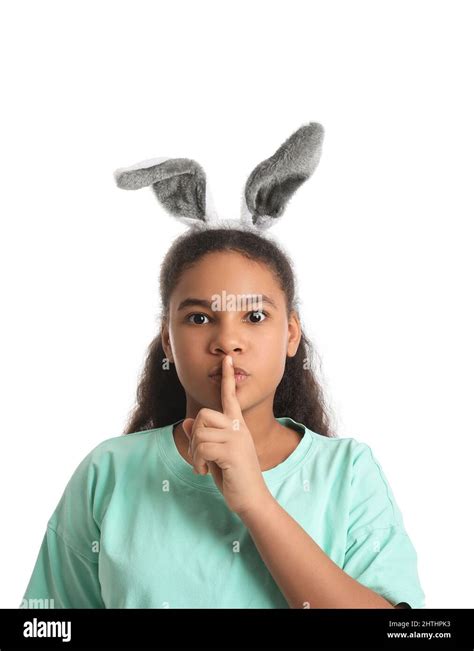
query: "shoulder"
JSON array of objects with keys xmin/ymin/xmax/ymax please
[
  {"xmin": 305, "ymin": 426, "xmax": 372, "ymax": 470},
  {"xmin": 304, "ymin": 429, "xmax": 395, "ymax": 508},
  {"xmin": 307, "ymin": 427, "xmax": 382, "ymax": 466},
  {"xmin": 52, "ymin": 428, "xmax": 162, "ymax": 521},
  {"xmin": 81, "ymin": 427, "xmax": 160, "ymax": 470}
]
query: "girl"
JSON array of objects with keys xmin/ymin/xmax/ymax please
[{"xmin": 20, "ymin": 123, "xmax": 425, "ymax": 609}]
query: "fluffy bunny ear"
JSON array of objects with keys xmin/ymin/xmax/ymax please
[
  {"xmin": 113, "ymin": 157, "xmax": 220, "ymax": 228},
  {"xmin": 240, "ymin": 122, "xmax": 325, "ymax": 230}
]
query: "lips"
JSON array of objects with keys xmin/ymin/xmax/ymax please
[{"xmin": 208, "ymin": 364, "xmax": 249, "ymax": 377}]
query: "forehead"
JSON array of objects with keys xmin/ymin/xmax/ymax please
[{"xmin": 170, "ymin": 251, "xmax": 285, "ymax": 307}]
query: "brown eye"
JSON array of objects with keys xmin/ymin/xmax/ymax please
[
  {"xmin": 246, "ymin": 310, "xmax": 268, "ymax": 324},
  {"xmin": 186, "ymin": 313, "xmax": 210, "ymax": 325}
]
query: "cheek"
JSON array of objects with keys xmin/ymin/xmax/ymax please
[
  {"xmin": 254, "ymin": 330, "xmax": 288, "ymax": 377},
  {"xmin": 170, "ymin": 333, "xmax": 201, "ymax": 382},
  {"xmin": 170, "ymin": 322, "xmax": 201, "ymax": 352}
]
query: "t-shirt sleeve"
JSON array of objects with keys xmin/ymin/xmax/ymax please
[
  {"xmin": 19, "ymin": 524, "xmax": 104, "ymax": 608},
  {"xmin": 342, "ymin": 442, "xmax": 426, "ymax": 609},
  {"xmin": 20, "ymin": 448, "xmax": 107, "ymax": 609}
]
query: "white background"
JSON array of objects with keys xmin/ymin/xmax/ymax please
[{"xmin": 1, "ymin": 0, "xmax": 472, "ymax": 609}]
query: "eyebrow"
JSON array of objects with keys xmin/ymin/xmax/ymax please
[{"xmin": 177, "ymin": 294, "xmax": 278, "ymax": 311}]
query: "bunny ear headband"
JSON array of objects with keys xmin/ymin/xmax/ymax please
[{"xmin": 113, "ymin": 121, "xmax": 324, "ymax": 233}]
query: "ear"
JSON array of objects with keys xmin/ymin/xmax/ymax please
[
  {"xmin": 240, "ymin": 122, "xmax": 325, "ymax": 230},
  {"xmin": 114, "ymin": 156, "xmax": 219, "ymax": 228}
]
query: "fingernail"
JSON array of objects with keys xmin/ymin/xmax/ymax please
[{"xmin": 228, "ymin": 355, "xmax": 233, "ymax": 366}]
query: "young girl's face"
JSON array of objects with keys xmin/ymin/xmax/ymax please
[{"xmin": 162, "ymin": 250, "xmax": 301, "ymax": 415}]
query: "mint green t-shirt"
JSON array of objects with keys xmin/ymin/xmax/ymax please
[{"xmin": 20, "ymin": 416, "xmax": 426, "ymax": 609}]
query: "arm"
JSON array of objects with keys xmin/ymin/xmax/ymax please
[{"xmin": 239, "ymin": 494, "xmax": 396, "ymax": 609}]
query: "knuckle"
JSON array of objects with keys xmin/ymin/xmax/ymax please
[
  {"xmin": 194, "ymin": 427, "xmax": 205, "ymax": 441},
  {"xmin": 195, "ymin": 441, "xmax": 205, "ymax": 454}
]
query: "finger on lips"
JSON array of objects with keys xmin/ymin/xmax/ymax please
[
  {"xmin": 191, "ymin": 355, "xmax": 242, "ymax": 475},
  {"xmin": 221, "ymin": 354, "xmax": 243, "ymax": 424}
]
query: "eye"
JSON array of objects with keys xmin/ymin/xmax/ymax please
[
  {"xmin": 246, "ymin": 310, "xmax": 268, "ymax": 324},
  {"xmin": 185, "ymin": 310, "xmax": 269, "ymax": 325},
  {"xmin": 186, "ymin": 313, "xmax": 211, "ymax": 325}
]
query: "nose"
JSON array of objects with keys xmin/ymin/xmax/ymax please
[{"xmin": 210, "ymin": 320, "xmax": 245, "ymax": 357}]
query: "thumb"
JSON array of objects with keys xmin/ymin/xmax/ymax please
[{"xmin": 181, "ymin": 418, "xmax": 195, "ymax": 441}]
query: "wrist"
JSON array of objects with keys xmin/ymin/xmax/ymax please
[{"xmin": 237, "ymin": 490, "xmax": 278, "ymax": 524}]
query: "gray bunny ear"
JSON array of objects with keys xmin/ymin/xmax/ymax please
[
  {"xmin": 113, "ymin": 157, "xmax": 220, "ymax": 228},
  {"xmin": 240, "ymin": 122, "xmax": 325, "ymax": 230}
]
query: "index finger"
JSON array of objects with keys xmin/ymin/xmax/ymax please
[{"xmin": 220, "ymin": 355, "xmax": 243, "ymax": 422}]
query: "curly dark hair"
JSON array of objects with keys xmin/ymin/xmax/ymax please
[{"xmin": 123, "ymin": 226, "xmax": 337, "ymax": 438}]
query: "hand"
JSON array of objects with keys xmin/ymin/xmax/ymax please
[{"xmin": 182, "ymin": 355, "xmax": 272, "ymax": 517}]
